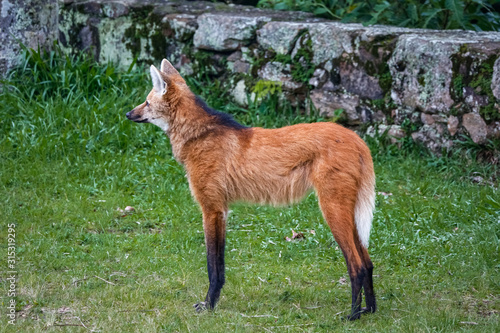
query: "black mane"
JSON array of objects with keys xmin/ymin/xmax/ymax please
[{"xmin": 195, "ymin": 96, "xmax": 247, "ymax": 130}]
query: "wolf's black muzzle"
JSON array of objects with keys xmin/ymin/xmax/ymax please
[{"xmin": 126, "ymin": 111, "xmax": 148, "ymax": 123}]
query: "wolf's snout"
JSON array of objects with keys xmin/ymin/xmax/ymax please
[{"xmin": 126, "ymin": 110, "xmax": 148, "ymax": 123}]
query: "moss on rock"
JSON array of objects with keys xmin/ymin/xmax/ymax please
[{"xmin": 451, "ymin": 46, "xmax": 499, "ymax": 122}]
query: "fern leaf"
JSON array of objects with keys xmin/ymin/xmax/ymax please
[{"xmin": 445, "ymin": 0, "xmax": 466, "ymax": 29}]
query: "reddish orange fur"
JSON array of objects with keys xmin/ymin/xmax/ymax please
[{"xmin": 126, "ymin": 59, "xmax": 376, "ymax": 319}]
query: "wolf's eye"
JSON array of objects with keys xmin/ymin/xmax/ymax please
[{"xmin": 145, "ymin": 100, "xmax": 150, "ymax": 107}]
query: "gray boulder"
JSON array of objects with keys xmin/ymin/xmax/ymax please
[
  {"xmin": 389, "ymin": 32, "xmax": 500, "ymax": 114},
  {"xmin": 463, "ymin": 113, "xmax": 488, "ymax": 144},
  {"xmin": 194, "ymin": 13, "xmax": 271, "ymax": 51},
  {"xmin": 310, "ymin": 89, "xmax": 360, "ymax": 123}
]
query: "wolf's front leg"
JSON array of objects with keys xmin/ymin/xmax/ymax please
[{"xmin": 194, "ymin": 209, "xmax": 227, "ymax": 312}]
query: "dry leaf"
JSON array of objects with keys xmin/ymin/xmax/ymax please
[{"xmin": 292, "ymin": 229, "xmax": 305, "ymax": 240}]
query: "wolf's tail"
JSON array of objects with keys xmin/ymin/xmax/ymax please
[{"xmin": 354, "ymin": 162, "xmax": 375, "ymax": 248}]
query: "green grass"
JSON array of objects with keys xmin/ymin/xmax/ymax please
[
  {"xmin": 258, "ymin": 0, "xmax": 500, "ymax": 32},
  {"xmin": 0, "ymin": 48, "xmax": 499, "ymax": 332}
]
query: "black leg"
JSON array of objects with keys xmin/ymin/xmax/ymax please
[
  {"xmin": 194, "ymin": 210, "xmax": 226, "ymax": 312},
  {"xmin": 346, "ymin": 266, "xmax": 366, "ymax": 320},
  {"xmin": 205, "ymin": 234, "xmax": 225, "ymax": 308},
  {"xmin": 362, "ymin": 264, "xmax": 376, "ymax": 313}
]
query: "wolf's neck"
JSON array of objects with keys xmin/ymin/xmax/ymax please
[{"xmin": 167, "ymin": 100, "xmax": 216, "ymax": 164}]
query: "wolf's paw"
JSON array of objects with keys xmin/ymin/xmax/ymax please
[
  {"xmin": 343, "ymin": 312, "xmax": 361, "ymax": 321},
  {"xmin": 360, "ymin": 306, "xmax": 376, "ymax": 314},
  {"xmin": 193, "ymin": 301, "xmax": 207, "ymax": 313}
]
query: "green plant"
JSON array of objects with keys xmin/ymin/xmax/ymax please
[
  {"xmin": 258, "ymin": 0, "xmax": 500, "ymax": 32},
  {"xmin": 252, "ymin": 80, "xmax": 283, "ymax": 101},
  {"xmin": 452, "ymin": 74, "xmax": 464, "ymax": 99},
  {"xmin": 290, "ymin": 37, "xmax": 316, "ymax": 84},
  {"xmin": 454, "ymin": 134, "xmax": 500, "ymax": 164},
  {"xmin": 451, "ymin": 52, "xmax": 499, "ymax": 122},
  {"xmin": 469, "ymin": 61, "xmax": 500, "ymax": 121}
]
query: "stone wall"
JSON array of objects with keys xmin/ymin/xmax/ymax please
[
  {"xmin": 6, "ymin": 0, "xmax": 500, "ymax": 152},
  {"xmin": 0, "ymin": 0, "xmax": 58, "ymax": 75}
]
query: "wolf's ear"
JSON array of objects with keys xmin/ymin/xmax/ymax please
[
  {"xmin": 161, "ymin": 59, "xmax": 180, "ymax": 76},
  {"xmin": 150, "ymin": 65, "xmax": 167, "ymax": 95}
]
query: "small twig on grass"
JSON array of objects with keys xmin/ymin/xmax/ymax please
[
  {"xmin": 93, "ymin": 275, "xmax": 116, "ymax": 285},
  {"xmin": 460, "ymin": 321, "xmax": 478, "ymax": 325},
  {"xmin": 52, "ymin": 324, "xmax": 85, "ymax": 327},
  {"xmin": 240, "ymin": 313, "xmax": 278, "ymax": 319},
  {"xmin": 74, "ymin": 316, "xmax": 90, "ymax": 330},
  {"xmin": 228, "ymin": 323, "xmax": 314, "ymax": 331},
  {"xmin": 73, "ymin": 275, "xmax": 116, "ymax": 286},
  {"xmin": 118, "ymin": 309, "xmax": 158, "ymax": 313},
  {"xmin": 268, "ymin": 323, "xmax": 314, "ymax": 329},
  {"xmin": 75, "ymin": 316, "xmax": 101, "ymax": 332},
  {"xmin": 293, "ymin": 303, "xmax": 323, "ymax": 310}
]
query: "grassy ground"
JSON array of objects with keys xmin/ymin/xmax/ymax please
[{"xmin": 1, "ymin": 50, "xmax": 499, "ymax": 332}]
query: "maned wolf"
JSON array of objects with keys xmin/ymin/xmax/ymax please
[{"xmin": 126, "ymin": 59, "xmax": 376, "ymax": 320}]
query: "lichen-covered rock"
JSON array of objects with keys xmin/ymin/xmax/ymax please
[
  {"xmin": 463, "ymin": 113, "xmax": 488, "ymax": 144},
  {"xmin": 258, "ymin": 62, "xmax": 303, "ymax": 91},
  {"xmin": 257, "ymin": 21, "xmax": 306, "ymax": 55},
  {"xmin": 358, "ymin": 106, "xmax": 385, "ymax": 123},
  {"xmin": 163, "ymin": 14, "xmax": 198, "ymax": 41},
  {"xmin": 411, "ymin": 124, "xmax": 453, "ymax": 153},
  {"xmin": 463, "ymin": 87, "xmax": 489, "ymax": 113},
  {"xmin": 389, "ymin": 34, "xmax": 457, "ymax": 113},
  {"xmin": 0, "ymin": 0, "xmax": 58, "ymax": 76},
  {"xmin": 233, "ymin": 60, "xmax": 251, "ymax": 73},
  {"xmin": 421, "ymin": 113, "xmax": 435, "ymax": 125},
  {"xmin": 176, "ymin": 53, "xmax": 194, "ymax": 76},
  {"xmin": 366, "ymin": 124, "xmax": 405, "ymax": 144},
  {"xmin": 232, "ymin": 80, "xmax": 249, "ymax": 106},
  {"xmin": 259, "ymin": 22, "xmax": 414, "ymax": 99},
  {"xmin": 308, "ymin": 68, "xmax": 327, "ymax": 88},
  {"xmin": 492, "ymin": 57, "xmax": 500, "ymax": 100},
  {"xmin": 59, "ymin": 1, "xmax": 171, "ymax": 68},
  {"xmin": 340, "ymin": 62, "xmax": 383, "ymax": 99},
  {"xmin": 308, "ymin": 23, "xmax": 415, "ymax": 66},
  {"xmin": 421, "ymin": 113, "xmax": 448, "ymax": 125},
  {"xmin": 102, "ymin": 1, "xmax": 129, "ymax": 18},
  {"xmin": 310, "ymin": 89, "xmax": 360, "ymax": 123},
  {"xmin": 194, "ymin": 13, "xmax": 271, "ymax": 51},
  {"xmin": 226, "ymin": 50, "xmax": 250, "ymax": 73},
  {"xmin": 309, "ymin": 23, "xmax": 363, "ymax": 65},
  {"xmin": 391, "ymin": 108, "xmax": 420, "ymax": 125},
  {"xmin": 447, "ymin": 115, "xmax": 459, "ymax": 136},
  {"xmin": 390, "ymin": 32, "xmax": 500, "ymax": 114},
  {"xmin": 227, "ymin": 51, "xmax": 242, "ymax": 62},
  {"xmin": 487, "ymin": 121, "xmax": 500, "ymax": 139}
]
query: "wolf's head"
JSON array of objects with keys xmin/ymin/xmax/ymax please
[{"xmin": 126, "ymin": 59, "xmax": 187, "ymax": 132}]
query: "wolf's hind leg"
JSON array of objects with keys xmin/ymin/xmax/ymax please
[
  {"xmin": 317, "ymin": 187, "xmax": 366, "ymax": 320},
  {"xmin": 195, "ymin": 209, "xmax": 227, "ymax": 311}
]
